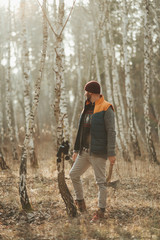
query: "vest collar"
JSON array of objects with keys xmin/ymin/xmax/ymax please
[
  {"xmin": 95, "ymin": 95, "xmax": 104, "ymax": 105},
  {"xmin": 85, "ymin": 95, "xmax": 104, "ymax": 106}
]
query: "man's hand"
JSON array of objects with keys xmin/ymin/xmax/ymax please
[
  {"xmin": 108, "ymin": 156, "xmax": 116, "ymax": 165},
  {"xmin": 72, "ymin": 152, "xmax": 78, "ymax": 162}
]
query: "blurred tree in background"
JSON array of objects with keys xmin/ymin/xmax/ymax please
[{"xmin": 0, "ymin": 0, "xmax": 160, "ymax": 166}]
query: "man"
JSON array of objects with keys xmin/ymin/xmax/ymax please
[{"xmin": 69, "ymin": 81, "xmax": 116, "ymax": 221}]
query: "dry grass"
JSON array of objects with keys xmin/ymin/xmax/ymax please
[{"xmin": 0, "ymin": 140, "xmax": 160, "ymax": 240}]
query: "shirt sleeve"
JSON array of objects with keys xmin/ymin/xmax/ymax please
[{"xmin": 104, "ymin": 106, "xmax": 116, "ymax": 157}]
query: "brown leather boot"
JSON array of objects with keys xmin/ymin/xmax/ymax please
[
  {"xmin": 90, "ymin": 208, "xmax": 105, "ymax": 222},
  {"xmin": 75, "ymin": 199, "xmax": 87, "ymax": 212}
]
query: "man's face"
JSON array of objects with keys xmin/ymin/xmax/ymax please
[{"xmin": 85, "ymin": 91, "xmax": 92, "ymax": 101}]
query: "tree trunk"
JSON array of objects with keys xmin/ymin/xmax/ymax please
[
  {"xmin": 122, "ymin": 0, "xmax": 141, "ymax": 159},
  {"xmin": 149, "ymin": 2, "xmax": 160, "ymax": 143},
  {"xmin": 70, "ymin": 43, "xmax": 83, "ymax": 148},
  {"xmin": 143, "ymin": 0, "xmax": 159, "ymax": 164},
  {"xmin": 54, "ymin": 1, "xmax": 70, "ymax": 147},
  {"xmin": 19, "ymin": 0, "xmax": 48, "ymax": 210},
  {"xmin": 54, "ymin": 0, "xmax": 77, "ymax": 217},
  {"xmin": 6, "ymin": 0, "xmax": 18, "ymax": 161},
  {"xmin": 93, "ymin": 32, "xmax": 101, "ymax": 84},
  {"xmin": 0, "ymin": 149, "xmax": 9, "ymax": 170},
  {"xmin": 99, "ymin": 2, "xmax": 112, "ymax": 101},
  {"xmin": 21, "ymin": 0, "xmax": 38, "ymax": 168},
  {"xmin": 107, "ymin": 6, "xmax": 131, "ymax": 161}
]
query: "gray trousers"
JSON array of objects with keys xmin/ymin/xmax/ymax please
[{"xmin": 69, "ymin": 151, "xmax": 107, "ymax": 209}]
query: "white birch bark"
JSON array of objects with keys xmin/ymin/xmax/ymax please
[
  {"xmin": 53, "ymin": 1, "xmax": 77, "ymax": 216},
  {"xmin": 70, "ymin": 96, "xmax": 78, "ymax": 149},
  {"xmin": 149, "ymin": 2, "xmax": 160, "ymax": 142},
  {"xmin": 48, "ymin": 76, "xmax": 56, "ymax": 143},
  {"xmin": 90, "ymin": 1, "xmax": 101, "ymax": 84},
  {"xmin": 143, "ymin": 0, "xmax": 159, "ymax": 164},
  {"xmin": 54, "ymin": 0, "xmax": 70, "ymax": 150},
  {"xmin": 149, "ymin": 1, "xmax": 160, "ymax": 42},
  {"xmin": 90, "ymin": 48, "xmax": 95, "ymax": 81},
  {"xmin": 93, "ymin": 31, "xmax": 101, "ymax": 84},
  {"xmin": 69, "ymin": 43, "xmax": 83, "ymax": 148},
  {"xmin": 107, "ymin": 8, "xmax": 131, "ymax": 161},
  {"xmin": 6, "ymin": 0, "xmax": 18, "ymax": 161},
  {"xmin": 0, "ymin": 65, "xmax": 7, "ymax": 169},
  {"xmin": 122, "ymin": 0, "xmax": 141, "ymax": 159},
  {"xmin": 98, "ymin": 2, "xmax": 122, "ymax": 153},
  {"xmin": 59, "ymin": 77, "xmax": 70, "ymax": 142},
  {"xmin": 134, "ymin": 116, "xmax": 145, "ymax": 145},
  {"xmin": 21, "ymin": 0, "xmax": 38, "ymax": 168},
  {"xmin": 102, "ymin": 35, "xmax": 113, "ymax": 102},
  {"xmin": 99, "ymin": 2, "xmax": 112, "ymax": 101},
  {"xmin": 47, "ymin": 0, "xmax": 57, "ymax": 144},
  {"xmin": 19, "ymin": 0, "xmax": 48, "ymax": 209},
  {"xmin": 13, "ymin": 100, "xmax": 19, "ymax": 143}
]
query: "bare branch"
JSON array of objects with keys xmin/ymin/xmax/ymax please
[
  {"xmin": 36, "ymin": 0, "xmax": 58, "ymax": 37},
  {"xmin": 59, "ymin": 0, "xmax": 76, "ymax": 37}
]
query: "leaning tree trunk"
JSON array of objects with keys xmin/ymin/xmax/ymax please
[
  {"xmin": 122, "ymin": 0, "xmax": 141, "ymax": 159},
  {"xmin": 143, "ymin": 0, "xmax": 159, "ymax": 164},
  {"xmin": 6, "ymin": 0, "xmax": 18, "ymax": 161},
  {"xmin": 19, "ymin": 0, "xmax": 48, "ymax": 210},
  {"xmin": 54, "ymin": 0, "xmax": 77, "ymax": 217},
  {"xmin": 21, "ymin": 0, "xmax": 38, "ymax": 168}
]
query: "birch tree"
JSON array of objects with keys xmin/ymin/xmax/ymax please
[
  {"xmin": 107, "ymin": 4, "xmax": 131, "ymax": 161},
  {"xmin": 21, "ymin": 0, "xmax": 38, "ymax": 168},
  {"xmin": 54, "ymin": 0, "xmax": 70, "ymax": 147},
  {"xmin": 54, "ymin": 1, "xmax": 65, "ymax": 146},
  {"xmin": 93, "ymin": 31, "xmax": 101, "ymax": 84},
  {"xmin": 98, "ymin": 2, "xmax": 112, "ymax": 102},
  {"xmin": 0, "ymin": 68, "xmax": 8, "ymax": 169},
  {"xmin": 122, "ymin": 0, "xmax": 141, "ymax": 159},
  {"xmin": 149, "ymin": 1, "xmax": 160, "ymax": 142},
  {"xmin": 6, "ymin": 0, "xmax": 18, "ymax": 161},
  {"xmin": 51, "ymin": 0, "xmax": 77, "ymax": 216},
  {"xmin": 96, "ymin": 1, "xmax": 122, "ymax": 154},
  {"xmin": 19, "ymin": 0, "xmax": 48, "ymax": 209},
  {"xmin": 70, "ymin": 43, "xmax": 83, "ymax": 148},
  {"xmin": 143, "ymin": 0, "xmax": 159, "ymax": 164}
]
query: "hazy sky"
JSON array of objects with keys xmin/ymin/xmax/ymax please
[{"xmin": 0, "ymin": 0, "xmax": 89, "ymax": 9}]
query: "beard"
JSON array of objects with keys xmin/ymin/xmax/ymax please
[{"xmin": 86, "ymin": 92, "xmax": 92, "ymax": 101}]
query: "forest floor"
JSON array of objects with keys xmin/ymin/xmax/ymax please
[{"xmin": 0, "ymin": 141, "xmax": 160, "ymax": 240}]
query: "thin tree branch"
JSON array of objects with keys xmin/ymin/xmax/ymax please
[
  {"xmin": 59, "ymin": 0, "xmax": 76, "ymax": 37},
  {"xmin": 36, "ymin": 0, "xmax": 58, "ymax": 37},
  {"xmin": 36, "ymin": 0, "xmax": 76, "ymax": 39}
]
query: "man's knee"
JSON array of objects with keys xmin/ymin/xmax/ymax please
[{"xmin": 69, "ymin": 169, "xmax": 76, "ymax": 180}]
